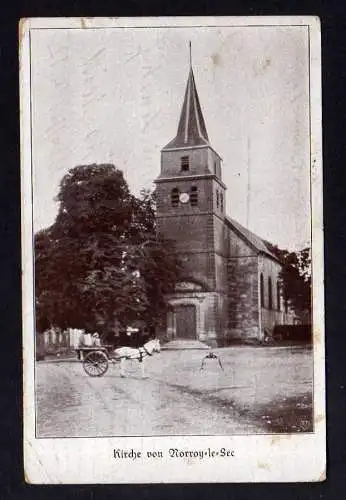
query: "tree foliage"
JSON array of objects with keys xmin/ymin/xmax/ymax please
[
  {"xmin": 35, "ymin": 164, "xmax": 182, "ymax": 338},
  {"xmin": 265, "ymin": 241, "xmax": 311, "ymax": 319}
]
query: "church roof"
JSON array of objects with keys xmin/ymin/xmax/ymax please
[
  {"xmin": 225, "ymin": 216, "xmax": 280, "ymax": 262},
  {"xmin": 163, "ymin": 68, "xmax": 211, "ymax": 150}
]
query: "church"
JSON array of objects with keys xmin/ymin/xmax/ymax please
[{"xmin": 155, "ymin": 59, "xmax": 294, "ymax": 347}]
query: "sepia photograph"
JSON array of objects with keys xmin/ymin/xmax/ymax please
[{"xmin": 21, "ymin": 17, "xmax": 324, "ymax": 483}]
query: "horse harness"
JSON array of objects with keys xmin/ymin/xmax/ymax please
[
  {"xmin": 138, "ymin": 345, "xmax": 152, "ymax": 362},
  {"xmin": 122, "ymin": 346, "xmax": 153, "ymax": 362}
]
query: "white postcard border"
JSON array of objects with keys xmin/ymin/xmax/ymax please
[{"xmin": 20, "ymin": 16, "xmax": 325, "ymax": 484}]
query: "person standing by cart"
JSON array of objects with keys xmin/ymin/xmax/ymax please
[
  {"xmin": 92, "ymin": 332, "xmax": 101, "ymax": 346},
  {"xmin": 77, "ymin": 330, "xmax": 92, "ymax": 360}
]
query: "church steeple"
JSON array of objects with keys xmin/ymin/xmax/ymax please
[
  {"xmin": 158, "ymin": 45, "xmax": 224, "ymax": 184},
  {"xmin": 163, "ymin": 49, "xmax": 210, "ymax": 150}
]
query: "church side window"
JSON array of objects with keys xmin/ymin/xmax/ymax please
[
  {"xmin": 171, "ymin": 188, "xmax": 179, "ymax": 207},
  {"xmin": 260, "ymin": 273, "xmax": 264, "ymax": 307},
  {"xmin": 220, "ymin": 192, "xmax": 224, "ymax": 212},
  {"xmin": 216, "ymin": 189, "xmax": 219, "ymax": 208},
  {"xmin": 277, "ymin": 281, "xmax": 281, "ymax": 311},
  {"xmin": 284, "ymin": 298, "xmax": 288, "ymax": 314},
  {"xmin": 181, "ymin": 156, "xmax": 189, "ymax": 171},
  {"xmin": 268, "ymin": 277, "xmax": 273, "ymax": 310},
  {"xmin": 190, "ymin": 186, "xmax": 198, "ymax": 206}
]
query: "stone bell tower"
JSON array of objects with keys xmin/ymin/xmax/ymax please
[{"xmin": 155, "ymin": 51, "xmax": 228, "ymax": 347}]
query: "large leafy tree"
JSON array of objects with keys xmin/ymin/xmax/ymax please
[{"xmin": 35, "ymin": 164, "xmax": 182, "ymax": 338}]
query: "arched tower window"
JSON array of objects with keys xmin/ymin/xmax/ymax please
[
  {"xmin": 220, "ymin": 192, "xmax": 224, "ymax": 212},
  {"xmin": 216, "ymin": 189, "xmax": 219, "ymax": 208},
  {"xmin": 260, "ymin": 273, "xmax": 264, "ymax": 308},
  {"xmin": 268, "ymin": 277, "xmax": 273, "ymax": 310},
  {"xmin": 171, "ymin": 188, "xmax": 179, "ymax": 207},
  {"xmin": 277, "ymin": 281, "xmax": 281, "ymax": 311},
  {"xmin": 190, "ymin": 186, "xmax": 198, "ymax": 206},
  {"xmin": 181, "ymin": 156, "xmax": 189, "ymax": 171}
]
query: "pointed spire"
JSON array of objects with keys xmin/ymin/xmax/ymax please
[{"xmin": 163, "ymin": 45, "xmax": 210, "ymax": 150}]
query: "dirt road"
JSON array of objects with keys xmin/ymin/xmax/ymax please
[{"xmin": 36, "ymin": 346, "xmax": 312, "ymax": 437}]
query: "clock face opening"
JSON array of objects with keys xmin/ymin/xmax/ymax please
[{"xmin": 179, "ymin": 193, "xmax": 190, "ymax": 204}]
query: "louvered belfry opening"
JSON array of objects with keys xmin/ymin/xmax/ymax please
[
  {"xmin": 171, "ymin": 187, "xmax": 179, "ymax": 207},
  {"xmin": 190, "ymin": 186, "xmax": 198, "ymax": 206}
]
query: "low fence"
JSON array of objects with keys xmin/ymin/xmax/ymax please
[
  {"xmin": 36, "ymin": 328, "xmax": 85, "ymax": 358},
  {"xmin": 273, "ymin": 324, "xmax": 312, "ymax": 342},
  {"xmin": 36, "ymin": 328, "xmax": 151, "ymax": 359}
]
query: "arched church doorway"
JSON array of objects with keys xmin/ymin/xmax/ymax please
[{"xmin": 174, "ymin": 304, "xmax": 196, "ymax": 339}]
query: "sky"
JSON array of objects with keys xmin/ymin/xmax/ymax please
[{"xmin": 30, "ymin": 24, "xmax": 311, "ymax": 250}]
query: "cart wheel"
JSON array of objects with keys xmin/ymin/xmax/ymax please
[{"xmin": 83, "ymin": 351, "xmax": 109, "ymax": 377}]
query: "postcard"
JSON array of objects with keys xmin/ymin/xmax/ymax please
[{"xmin": 20, "ymin": 16, "xmax": 325, "ymax": 483}]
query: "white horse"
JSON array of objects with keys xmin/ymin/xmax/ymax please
[{"xmin": 113, "ymin": 338, "xmax": 161, "ymax": 379}]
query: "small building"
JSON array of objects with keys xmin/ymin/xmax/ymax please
[{"xmin": 155, "ymin": 60, "xmax": 294, "ymax": 347}]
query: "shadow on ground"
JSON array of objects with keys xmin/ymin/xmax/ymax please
[
  {"xmin": 238, "ymin": 393, "xmax": 313, "ymax": 433},
  {"xmin": 163, "ymin": 381, "xmax": 313, "ymax": 433}
]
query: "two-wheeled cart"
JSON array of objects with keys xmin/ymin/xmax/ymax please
[{"xmin": 76, "ymin": 345, "xmax": 114, "ymax": 377}]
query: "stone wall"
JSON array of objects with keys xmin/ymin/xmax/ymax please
[
  {"xmin": 159, "ymin": 145, "xmax": 221, "ymax": 179},
  {"xmin": 227, "ymin": 256, "xmax": 259, "ymax": 341},
  {"xmin": 225, "ymin": 225, "xmax": 260, "ymax": 341}
]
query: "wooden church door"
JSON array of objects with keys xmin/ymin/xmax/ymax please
[{"xmin": 175, "ymin": 305, "xmax": 196, "ymax": 339}]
